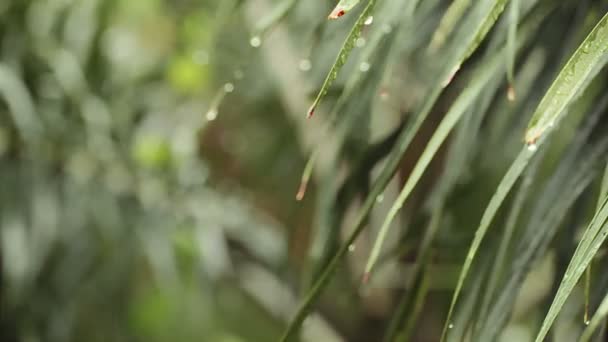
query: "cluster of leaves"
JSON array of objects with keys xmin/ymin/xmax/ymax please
[
  {"xmin": 257, "ymin": 0, "xmax": 608, "ymax": 341},
  {"xmin": 2, "ymin": 0, "xmax": 608, "ymax": 341}
]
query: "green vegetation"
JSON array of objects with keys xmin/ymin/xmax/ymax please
[{"xmin": 1, "ymin": 1, "xmax": 608, "ymax": 341}]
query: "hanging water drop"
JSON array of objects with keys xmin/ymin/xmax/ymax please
[
  {"xmin": 249, "ymin": 36, "xmax": 262, "ymax": 48},
  {"xmin": 299, "ymin": 59, "xmax": 312, "ymax": 72},
  {"xmin": 448, "ymin": 323, "xmax": 454, "ymax": 329},
  {"xmin": 364, "ymin": 16, "xmax": 374, "ymax": 25},
  {"xmin": 527, "ymin": 143, "xmax": 538, "ymax": 152},
  {"xmin": 355, "ymin": 37, "xmax": 366, "ymax": 48},
  {"xmin": 359, "ymin": 62, "xmax": 370, "ymax": 72},
  {"xmin": 206, "ymin": 109, "xmax": 218, "ymax": 121},
  {"xmin": 376, "ymin": 194, "xmax": 384, "ymax": 203},
  {"xmin": 585, "ymin": 320, "xmax": 590, "ymax": 326},
  {"xmin": 348, "ymin": 244, "xmax": 356, "ymax": 252},
  {"xmin": 223, "ymin": 82, "xmax": 234, "ymax": 93}
]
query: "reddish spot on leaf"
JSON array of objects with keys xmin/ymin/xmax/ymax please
[
  {"xmin": 307, "ymin": 104, "xmax": 315, "ymax": 118},
  {"xmin": 328, "ymin": 7, "xmax": 346, "ymax": 19}
]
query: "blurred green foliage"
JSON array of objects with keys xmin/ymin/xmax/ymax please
[{"xmin": 1, "ymin": 1, "xmax": 608, "ymax": 342}]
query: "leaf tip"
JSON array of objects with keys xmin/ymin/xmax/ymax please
[
  {"xmin": 362, "ymin": 272, "xmax": 371, "ymax": 285},
  {"xmin": 296, "ymin": 180, "xmax": 308, "ymax": 201},
  {"xmin": 307, "ymin": 104, "xmax": 316, "ymax": 118}
]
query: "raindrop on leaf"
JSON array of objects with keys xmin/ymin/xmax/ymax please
[
  {"xmin": 206, "ymin": 109, "xmax": 218, "ymax": 121},
  {"xmin": 223, "ymin": 82, "xmax": 234, "ymax": 93},
  {"xmin": 299, "ymin": 59, "xmax": 312, "ymax": 72},
  {"xmin": 249, "ymin": 36, "xmax": 262, "ymax": 48},
  {"xmin": 359, "ymin": 62, "xmax": 370, "ymax": 72},
  {"xmin": 355, "ymin": 37, "xmax": 366, "ymax": 48}
]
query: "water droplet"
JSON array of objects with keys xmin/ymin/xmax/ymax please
[
  {"xmin": 348, "ymin": 244, "xmax": 356, "ymax": 252},
  {"xmin": 364, "ymin": 16, "xmax": 374, "ymax": 25},
  {"xmin": 299, "ymin": 59, "xmax": 312, "ymax": 72},
  {"xmin": 355, "ymin": 37, "xmax": 366, "ymax": 48},
  {"xmin": 249, "ymin": 36, "xmax": 261, "ymax": 48},
  {"xmin": 448, "ymin": 323, "xmax": 454, "ymax": 329},
  {"xmin": 359, "ymin": 62, "xmax": 370, "ymax": 72},
  {"xmin": 206, "ymin": 109, "xmax": 218, "ymax": 121},
  {"xmin": 585, "ymin": 320, "xmax": 590, "ymax": 326},
  {"xmin": 223, "ymin": 82, "xmax": 234, "ymax": 93},
  {"xmin": 527, "ymin": 143, "xmax": 538, "ymax": 152},
  {"xmin": 376, "ymin": 194, "xmax": 384, "ymax": 203}
]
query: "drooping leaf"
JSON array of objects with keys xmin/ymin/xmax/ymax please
[
  {"xmin": 282, "ymin": 0, "xmax": 520, "ymax": 340},
  {"xmin": 428, "ymin": 0, "xmax": 472, "ymax": 52},
  {"xmin": 525, "ymin": 12, "xmax": 608, "ymax": 144},
  {"xmin": 534, "ymin": 195, "xmax": 608, "ymax": 342},
  {"xmin": 307, "ymin": 0, "xmax": 377, "ymax": 117},
  {"xmin": 363, "ymin": 46, "xmax": 506, "ymax": 277}
]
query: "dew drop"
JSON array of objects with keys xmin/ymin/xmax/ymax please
[
  {"xmin": 376, "ymin": 194, "xmax": 384, "ymax": 203},
  {"xmin": 359, "ymin": 62, "xmax": 371, "ymax": 72},
  {"xmin": 223, "ymin": 82, "xmax": 234, "ymax": 93},
  {"xmin": 249, "ymin": 36, "xmax": 262, "ymax": 48},
  {"xmin": 527, "ymin": 143, "xmax": 538, "ymax": 152},
  {"xmin": 348, "ymin": 244, "xmax": 356, "ymax": 252},
  {"xmin": 364, "ymin": 16, "xmax": 374, "ymax": 25},
  {"xmin": 355, "ymin": 37, "xmax": 366, "ymax": 48},
  {"xmin": 299, "ymin": 59, "xmax": 312, "ymax": 72},
  {"xmin": 206, "ymin": 109, "xmax": 218, "ymax": 121},
  {"xmin": 448, "ymin": 323, "xmax": 454, "ymax": 329},
  {"xmin": 585, "ymin": 320, "xmax": 590, "ymax": 326}
]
